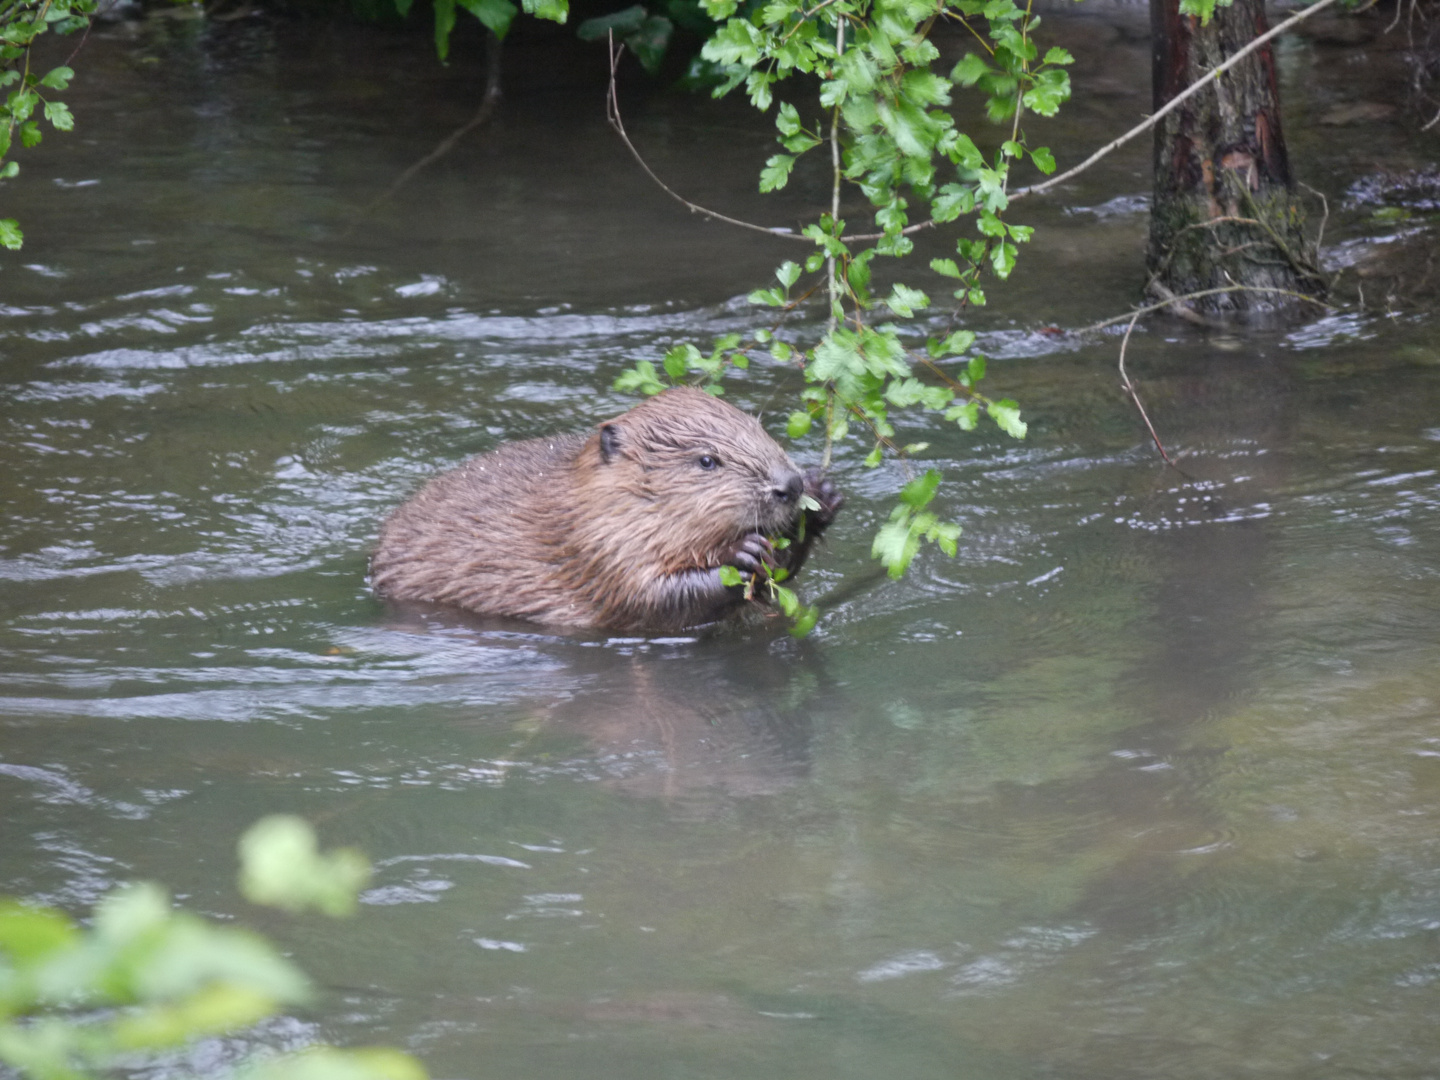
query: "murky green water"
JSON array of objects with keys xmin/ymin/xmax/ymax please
[{"xmin": 3, "ymin": 7, "xmax": 1439, "ymax": 1080}]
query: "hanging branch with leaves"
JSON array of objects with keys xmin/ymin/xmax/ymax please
[{"xmin": 612, "ymin": 0, "xmax": 1071, "ymax": 607}]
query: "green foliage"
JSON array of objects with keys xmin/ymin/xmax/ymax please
[
  {"xmin": 613, "ymin": 0, "xmax": 1071, "ymax": 630},
  {"xmin": 238, "ymin": 815, "xmax": 370, "ymax": 917},
  {"xmin": 1, "ymin": 0, "xmax": 92, "ymax": 249},
  {"xmin": 0, "ymin": 818, "xmax": 426, "ymax": 1080},
  {"xmin": 871, "ymin": 468, "xmax": 960, "ymax": 578},
  {"xmin": 1176, "ymin": 0, "xmax": 1233, "ymax": 25},
  {"xmin": 577, "ymin": 4, "xmax": 675, "ymax": 73}
]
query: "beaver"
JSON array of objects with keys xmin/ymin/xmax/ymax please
[{"xmin": 370, "ymin": 387, "xmax": 842, "ymax": 632}]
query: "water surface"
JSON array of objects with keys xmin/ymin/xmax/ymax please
[{"xmin": 2, "ymin": 7, "xmax": 1439, "ymax": 1080}]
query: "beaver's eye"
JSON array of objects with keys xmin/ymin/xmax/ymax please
[{"xmin": 697, "ymin": 454, "xmax": 719, "ymax": 471}]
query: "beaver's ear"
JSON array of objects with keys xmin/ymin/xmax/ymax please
[{"xmin": 599, "ymin": 423, "xmax": 622, "ymax": 464}]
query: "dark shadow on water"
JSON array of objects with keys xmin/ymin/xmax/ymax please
[{"xmin": 378, "ymin": 600, "xmax": 830, "ymax": 809}]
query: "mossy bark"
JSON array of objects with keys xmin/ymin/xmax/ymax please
[{"xmin": 1147, "ymin": 0, "xmax": 1326, "ymax": 313}]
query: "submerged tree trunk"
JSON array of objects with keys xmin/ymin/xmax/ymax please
[{"xmin": 1148, "ymin": 0, "xmax": 1326, "ymax": 314}]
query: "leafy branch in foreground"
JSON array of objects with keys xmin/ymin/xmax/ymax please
[
  {"xmin": 616, "ymin": 0, "xmax": 1066, "ymax": 609},
  {"xmin": 1, "ymin": 0, "xmax": 93, "ymax": 250},
  {"xmin": 0, "ymin": 816, "xmax": 424, "ymax": 1080}
]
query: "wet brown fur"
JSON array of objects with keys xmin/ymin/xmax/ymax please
[{"xmin": 370, "ymin": 387, "xmax": 840, "ymax": 632}]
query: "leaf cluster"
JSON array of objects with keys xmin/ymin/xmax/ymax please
[
  {"xmin": 1, "ymin": 0, "xmax": 91, "ymax": 249},
  {"xmin": 0, "ymin": 817, "xmax": 424, "ymax": 1080},
  {"xmin": 615, "ymin": 0, "xmax": 1067, "ymax": 629}
]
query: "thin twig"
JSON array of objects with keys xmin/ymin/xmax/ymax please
[
  {"xmin": 826, "ymin": 18, "xmax": 845, "ymax": 332},
  {"xmin": 1298, "ymin": 180, "xmax": 1330, "ymax": 252},
  {"xmin": 1116, "ymin": 311, "xmax": 1177, "ymax": 467},
  {"xmin": 1077, "ymin": 283, "xmax": 1334, "ymax": 334},
  {"xmin": 1010, "ymin": 0, "xmax": 1346, "ymax": 200},
  {"xmin": 604, "ymin": 35, "xmax": 808, "ymax": 242},
  {"xmin": 361, "ymin": 30, "xmax": 504, "ymax": 216}
]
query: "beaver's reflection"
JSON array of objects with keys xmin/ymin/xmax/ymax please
[{"xmin": 387, "ymin": 604, "xmax": 826, "ymax": 806}]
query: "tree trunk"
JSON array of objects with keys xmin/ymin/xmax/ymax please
[{"xmin": 1148, "ymin": 0, "xmax": 1325, "ymax": 314}]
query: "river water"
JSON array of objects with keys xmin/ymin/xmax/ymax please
[{"xmin": 2, "ymin": 6, "xmax": 1439, "ymax": 1080}]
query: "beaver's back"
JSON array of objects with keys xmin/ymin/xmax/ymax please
[{"xmin": 371, "ymin": 432, "xmax": 597, "ymax": 626}]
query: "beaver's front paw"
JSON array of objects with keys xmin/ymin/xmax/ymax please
[
  {"xmin": 802, "ymin": 468, "xmax": 844, "ymax": 532},
  {"xmin": 724, "ymin": 532, "xmax": 776, "ymax": 590}
]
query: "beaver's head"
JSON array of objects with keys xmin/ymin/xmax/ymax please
[{"xmin": 582, "ymin": 386, "xmax": 805, "ymax": 542}]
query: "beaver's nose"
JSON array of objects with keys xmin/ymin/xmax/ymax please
[{"xmin": 772, "ymin": 470, "xmax": 804, "ymax": 504}]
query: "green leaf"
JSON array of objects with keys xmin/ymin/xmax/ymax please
[
  {"xmin": 1178, "ymin": 0, "xmax": 1222, "ymax": 23},
  {"xmin": 39, "ymin": 66, "xmax": 73, "ymax": 90},
  {"xmin": 786, "ymin": 411, "xmax": 812, "ymax": 438},
  {"xmin": 1029, "ymin": 145, "xmax": 1056, "ymax": 174},
  {"xmin": 987, "ymin": 399, "xmax": 1027, "ymax": 439},
  {"xmin": 788, "ymin": 604, "xmax": 819, "ymax": 637},
  {"xmin": 238, "ymin": 816, "xmax": 370, "ymax": 918},
  {"xmin": 9, "ymin": 89, "xmax": 38, "ymax": 124},
  {"xmin": 626, "ymin": 14, "xmax": 674, "ymax": 73},
  {"xmin": 576, "ymin": 3, "xmax": 646, "ymax": 38},
  {"xmin": 663, "ymin": 343, "xmax": 700, "ymax": 379},
  {"xmin": 929, "ymin": 257, "xmax": 962, "ymax": 279},
  {"xmin": 521, "ymin": 0, "xmax": 568, "ymax": 22},
  {"xmin": 990, "ymin": 240, "xmax": 1017, "ymax": 278},
  {"xmin": 1, "ymin": 161, "xmax": 20, "ymax": 180},
  {"xmin": 771, "ymin": 340, "xmax": 793, "ymax": 362},
  {"xmin": 0, "ymin": 900, "xmax": 78, "ymax": 963},
  {"xmin": 718, "ymin": 565, "xmax": 744, "ymax": 587},
  {"xmin": 759, "ymin": 153, "xmax": 795, "ymax": 192},
  {"xmin": 884, "ymin": 283, "xmax": 930, "ymax": 319},
  {"xmin": 872, "ymin": 510, "xmax": 923, "ymax": 579},
  {"xmin": 234, "ymin": 1047, "xmax": 430, "ymax": 1080},
  {"xmin": 966, "ymin": 354, "xmax": 987, "ymax": 383},
  {"xmin": 111, "ymin": 984, "xmax": 279, "ymax": 1050},
  {"xmin": 899, "ymin": 468, "xmax": 941, "ymax": 509},
  {"xmin": 932, "ymin": 183, "xmax": 974, "ymax": 222},
  {"xmin": 929, "ymin": 329, "xmax": 975, "ymax": 357},
  {"xmin": 432, "ymin": 0, "xmax": 457, "ymax": 60},
  {"xmin": 614, "ymin": 359, "xmax": 667, "ymax": 395},
  {"xmin": 19, "ymin": 120, "xmax": 41, "ymax": 147},
  {"xmin": 811, "ymin": 334, "xmax": 866, "ymax": 383},
  {"xmin": 1022, "ymin": 68, "xmax": 1071, "ymax": 116},
  {"xmin": 1042, "ymin": 46, "xmax": 1074, "ymax": 65},
  {"xmin": 945, "ymin": 400, "xmax": 980, "ymax": 430},
  {"xmin": 976, "ymin": 210, "xmax": 1006, "ymax": 238},
  {"xmin": 775, "ymin": 100, "xmax": 801, "ymax": 136},
  {"xmin": 929, "ymin": 519, "xmax": 961, "ymax": 558},
  {"xmin": 775, "ymin": 260, "xmax": 801, "ymax": 289},
  {"xmin": 457, "ymin": 0, "xmax": 517, "ymax": 36},
  {"xmin": 950, "ymin": 53, "xmax": 990, "ymax": 86}
]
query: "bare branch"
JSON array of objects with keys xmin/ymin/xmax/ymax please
[
  {"xmin": 1077, "ymin": 283, "xmax": 1334, "ymax": 334},
  {"xmin": 1009, "ymin": 0, "xmax": 1347, "ymax": 200},
  {"xmin": 604, "ymin": 35, "xmax": 810, "ymax": 243},
  {"xmin": 362, "ymin": 30, "xmax": 504, "ymax": 216},
  {"xmin": 1116, "ymin": 311, "xmax": 1177, "ymax": 467}
]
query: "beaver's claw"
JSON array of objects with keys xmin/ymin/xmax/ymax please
[
  {"xmin": 802, "ymin": 468, "xmax": 844, "ymax": 532},
  {"xmin": 727, "ymin": 532, "xmax": 776, "ymax": 582}
]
